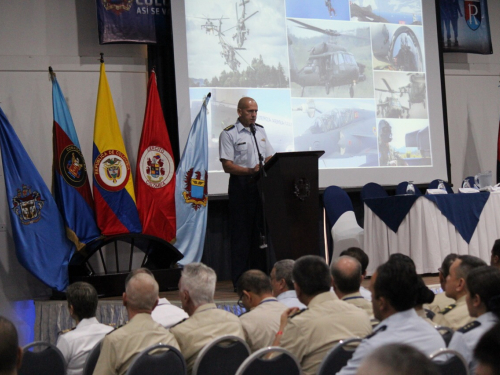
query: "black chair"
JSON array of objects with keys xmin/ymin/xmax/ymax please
[
  {"xmin": 435, "ymin": 325, "xmax": 454, "ymax": 347},
  {"xmin": 192, "ymin": 335, "xmax": 251, "ymax": 375},
  {"xmin": 430, "ymin": 348, "xmax": 469, "ymax": 375},
  {"xmin": 361, "ymin": 182, "xmax": 388, "ymax": 201},
  {"xmin": 82, "ymin": 339, "xmax": 103, "ymax": 375},
  {"xmin": 126, "ymin": 344, "xmax": 186, "ymax": 375},
  {"xmin": 19, "ymin": 341, "xmax": 66, "ymax": 375},
  {"xmin": 316, "ymin": 337, "xmax": 362, "ymax": 375},
  {"xmin": 235, "ymin": 347, "xmax": 301, "ymax": 375}
]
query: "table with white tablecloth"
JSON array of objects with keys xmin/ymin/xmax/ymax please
[{"xmin": 363, "ymin": 193, "xmax": 500, "ymax": 275}]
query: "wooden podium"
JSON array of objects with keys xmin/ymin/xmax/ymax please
[{"xmin": 255, "ymin": 151, "xmax": 324, "ymax": 261}]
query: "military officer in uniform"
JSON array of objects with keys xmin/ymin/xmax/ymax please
[
  {"xmin": 219, "ymin": 97, "xmax": 275, "ymax": 288},
  {"xmin": 273, "ymin": 256, "xmax": 372, "ymax": 375},
  {"xmin": 433, "ymin": 255, "xmax": 486, "ymax": 330},
  {"xmin": 448, "ymin": 266, "xmax": 500, "ymax": 371},
  {"xmin": 170, "ymin": 263, "xmax": 245, "ymax": 374},
  {"xmin": 425, "ymin": 254, "xmax": 457, "ymax": 314},
  {"xmin": 237, "ymin": 270, "xmax": 288, "ymax": 352}
]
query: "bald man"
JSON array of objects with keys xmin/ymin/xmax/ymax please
[{"xmin": 219, "ymin": 97, "xmax": 275, "ymax": 288}]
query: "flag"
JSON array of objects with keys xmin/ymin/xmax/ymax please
[
  {"xmin": 136, "ymin": 71, "xmax": 176, "ymax": 242},
  {"xmin": 51, "ymin": 70, "xmax": 101, "ymax": 249},
  {"xmin": 92, "ymin": 62, "xmax": 142, "ymax": 235},
  {"xmin": 175, "ymin": 94, "xmax": 211, "ymax": 264},
  {"xmin": 0, "ymin": 106, "xmax": 74, "ymax": 291}
]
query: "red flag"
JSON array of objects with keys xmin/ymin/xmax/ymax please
[{"xmin": 136, "ymin": 72, "xmax": 176, "ymax": 242}]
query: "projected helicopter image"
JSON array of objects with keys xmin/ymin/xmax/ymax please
[
  {"xmin": 371, "ymin": 23, "xmax": 424, "ymax": 72},
  {"xmin": 287, "ymin": 18, "xmax": 373, "ymax": 98},
  {"xmin": 292, "ymin": 99, "xmax": 378, "ymax": 167},
  {"xmin": 186, "ymin": 0, "xmax": 290, "ymax": 88},
  {"xmin": 375, "ymin": 72, "xmax": 427, "ymax": 119},
  {"xmin": 350, "ymin": 0, "xmax": 422, "ymax": 25}
]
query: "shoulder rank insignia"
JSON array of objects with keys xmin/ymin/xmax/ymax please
[
  {"xmin": 289, "ymin": 308, "xmax": 308, "ymax": 319},
  {"xmin": 256, "ymin": 124, "xmax": 263, "ymax": 128},
  {"xmin": 439, "ymin": 304, "xmax": 456, "ymax": 315},
  {"xmin": 366, "ymin": 324, "xmax": 387, "ymax": 339},
  {"xmin": 170, "ymin": 318, "xmax": 188, "ymax": 328},
  {"xmin": 458, "ymin": 320, "xmax": 481, "ymax": 333},
  {"xmin": 58, "ymin": 327, "xmax": 75, "ymax": 335},
  {"xmin": 224, "ymin": 125, "xmax": 235, "ymax": 131}
]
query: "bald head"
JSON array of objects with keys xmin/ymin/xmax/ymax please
[
  {"xmin": 124, "ymin": 273, "xmax": 159, "ymax": 312},
  {"xmin": 237, "ymin": 97, "xmax": 258, "ymax": 127},
  {"xmin": 237, "ymin": 97, "xmax": 257, "ymax": 109},
  {"xmin": 331, "ymin": 256, "xmax": 362, "ymax": 296}
]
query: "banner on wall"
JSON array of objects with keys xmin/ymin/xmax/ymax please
[
  {"xmin": 439, "ymin": 0, "xmax": 492, "ymax": 54},
  {"xmin": 95, "ymin": 0, "xmax": 167, "ymax": 44}
]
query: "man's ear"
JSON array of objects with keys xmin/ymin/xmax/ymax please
[
  {"xmin": 457, "ymin": 277, "xmax": 466, "ymax": 292},
  {"xmin": 122, "ymin": 292, "xmax": 127, "ymax": 307},
  {"xmin": 494, "ymin": 255, "xmax": 500, "ymax": 265},
  {"xmin": 152, "ymin": 297, "xmax": 159, "ymax": 310},
  {"xmin": 278, "ymin": 278, "xmax": 287, "ymax": 290},
  {"xmin": 472, "ymin": 294, "xmax": 482, "ymax": 308}
]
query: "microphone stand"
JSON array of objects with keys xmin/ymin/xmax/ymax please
[{"xmin": 250, "ymin": 124, "xmax": 271, "ymax": 273}]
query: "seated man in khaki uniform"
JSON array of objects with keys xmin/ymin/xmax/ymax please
[
  {"xmin": 331, "ymin": 256, "xmax": 373, "ymax": 317},
  {"xmin": 425, "ymin": 253, "xmax": 457, "ymax": 314},
  {"xmin": 433, "ymin": 255, "xmax": 486, "ymax": 330},
  {"xmin": 272, "ymin": 255, "xmax": 372, "ymax": 375},
  {"xmin": 93, "ymin": 272, "xmax": 179, "ymax": 375},
  {"xmin": 170, "ymin": 263, "xmax": 245, "ymax": 374},
  {"xmin": 237, "ymin": 270, "xmax": 288, "ymax": 352}
]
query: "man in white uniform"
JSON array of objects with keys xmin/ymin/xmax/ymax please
[{"xmin": 270, "ymin": 259, "xmax": 306, "ymax": 309}]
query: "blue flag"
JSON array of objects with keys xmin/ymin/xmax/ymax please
[
  {"xmin": 0, "ymin": 106, "xmax": 74, "ymax": 291},
  {"xmin": 175, "ymin": 94, "xmax": 211, "ymax": 264}
]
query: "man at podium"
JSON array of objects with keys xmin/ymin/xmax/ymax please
[{"xmin": 219, "ymin": 97, "xmax": 275, "ymax": 289}]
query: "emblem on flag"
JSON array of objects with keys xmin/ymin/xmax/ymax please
[
  {"xmin": 11, "ymin": 184, "xmax": 45, "ymax": 225},
  {"xmin": 139, "ymin": 146, "xmax": 174, "ymax": 188},
  {"xmin": 465, "ymin": 0, "xmax": 482, "ymax": 31},
  {"xmin": 101, "ymin": 0, "xmax": 133, "ymax": 14},
  {"xmin": 182, "ymin": 168, "xmax": 208, "ymax": 210},
  {"xmin": 59, "ymin": 145, "xmax": 87, "ymax": 188},
  {"xmin": 93, "ymin": 150, "xmax": 131, "ymax": 191}
]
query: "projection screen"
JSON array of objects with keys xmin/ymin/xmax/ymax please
[{"xmin": 171, "ymin": 0, "xmax": 449, "ymax": 195}]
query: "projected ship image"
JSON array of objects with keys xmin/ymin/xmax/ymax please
[
  {"xmin": 293, "ymin": 99, "xmax": 377, "ymax": 166},
  {"xmin": 287, "ymin": 18, "xmax": 373, "ymax": 98}
]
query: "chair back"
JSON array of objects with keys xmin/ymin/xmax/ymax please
[
  {"xmin": 126, "ymin": 344, "xmax": 186, "ymax": 375},
  {"xmin": 434, "ymin": 326, "xmax": 454, "ymax": 347},
  {"xmin": 428, "ymin": 179, "xmax": 454, "ymax": 194},
  {"xmin": 361, "ymin": 182, "xmax": 388, "ymax": 201},
  {"xmin": 429, "ymin": 348, "xmax": 469, "ymax": 375},
  {"xmin": 82, "ymin": 339, "xmax": 102, "ymax": 375},
  {"xmin": 396, "ymin": 181, "xmax": 422, "ymax": 196},
  {"xmin": 193, "ymin": 335, "xmax": 251, "ymax": 375},
  {"xmin": 235, "ymin": 347, "xmax": 301, "ymax": 375},
  {"xmin": 316, "ymin": 337, "xmax": 362, "ymax": 375},
  {"xmin": 19, "ymin": 341, "xmax": 66, "ymax": 375},
  {"xmin": 323, "ymin": 186, "xmax": 354, "ymax": 229}
]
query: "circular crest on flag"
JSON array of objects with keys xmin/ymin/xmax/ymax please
[
  {"xmin": 59, "ymin": 145, "xmax": 87, "ymax": 188},
  {"xmin": 139, "ymin": 146, "xmax": 174, "ymax": 189},
  {"xmin": 93, "ymin": 150, "xmax": 131, "ymax": 192}
]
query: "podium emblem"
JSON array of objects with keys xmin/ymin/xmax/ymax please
[{"xmin": 294, "ymin": 178, "xmax": 311, "ymax": 201}]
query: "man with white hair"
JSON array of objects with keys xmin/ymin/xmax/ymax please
[
  {"xmin": 170, "ymin": 263, "xmax": 245, "ymax": 374},
  {"xmin": 93, "ymin": 272, "xmax": 179, "ymax": 375}
]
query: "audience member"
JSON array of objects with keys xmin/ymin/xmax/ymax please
[
  {"xmin": 273, "ymin": 255, "xmax": 372, "ymax": 375},
  {"xmin": 56, "ymin": 282, "xmax": 113, "ymax": 375},
  {"xmin": 331, "ymin": 256, "xmax": 373, "ymax": 316},
  {"xmin": 170, "ymin": 263, "xmax": 244, "ymax": 374},
  {"xmin": 426, "ymin": 253, "xmax": 457, "ymax": 313},
  {"xmin": 490, "ymin": 239, "xmax": 500, "ymax": 270},
  {"xmin": 270, "ymin": 260, "xmax": 306, "ymax": 309},
  {"xmin": 339, "ymin": 247, "xmax": 371, "ymax": 301},
  {"xmin": 0, "ymin": 316, "xmax": 22, "ymax": 375},
  {"xmin": 448, "ymin": 266, "xmax": 500, "ymax": 371},
  {"xmin": 338, "ymin": 258, "xmax": 445, "ymax": 375},
  {"xmin": 237, "ymin": 270, "xmax": 288, "ymax": 352},
  {"xmin": 414, "ymin": 276, "xmax": 436, "ymax": 325},
  {"xmin": 474, "ymin": 323, "xmax": 500, "ymax": 375},
  {"xmin": 356, "ymin": 343, "xmax": 439, "ymax": 375},
  {"xmin": 93, "ymin": 273, "xmax": 179, "ymax": 375},
  {"xmin": 433, "ymin": 255, "xmax": 487, "ymax": 329}
]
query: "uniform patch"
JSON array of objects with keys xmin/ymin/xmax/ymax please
[
  {"xmin": 224, "ymin": 125, "xmax": 235, "ymax": 131},
  {"xmin": 458, "ymin": 320, "xmax": 481, "ymax": 333},
  {"xmin": 439, "ymin": 304, "xmax": 456, "ymax": 315}
]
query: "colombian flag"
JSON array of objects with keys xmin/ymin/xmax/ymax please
[
  {"xmin": 51, "ymin": 70, "xmax": 101, "ymax": 249},
  {"xmin": 92, "ymin": 62, "xmax": 142, "ymax": 235}
]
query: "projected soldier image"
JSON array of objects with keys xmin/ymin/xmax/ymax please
[
  {"xmin": 285, "ymin": 0, "xmax": 351, "ymax": 21},
  {"xmin": 293, "ymin": 98, "xmax": 378, "ymax": 167},
  {"xmin": 350, "ymin": 0, "xmax": 422, "ymax": 25},
  {"xmin": 375, "ymin": 72, "xmax": 427, "ymax": 119},
  {"xmin": 185, "ymin": 0, "xmax": 290, "ymax": 88},
  {"xmin": 287, "ymin": 18, "xmax": 373, "ymax": 98}
]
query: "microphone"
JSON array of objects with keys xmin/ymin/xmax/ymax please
[{"xmin": 250, "ymin": 123, "xmax": 256, "ymax": 135}]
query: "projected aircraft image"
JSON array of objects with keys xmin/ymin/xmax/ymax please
[
  {"xmin": 371, "ymin": 24, "xmax": 424, "ymax": 72},
  {"xmin": 293, "ymin": 99, "xmax": 377, "ymax": 167},
  {"xmin": 285, "ymin": 0, "xmax": 350, "ymax": 21},
  {"xmin": 185, "ymin": 0, "xmax": 290, "ymax": 88},
  {"xmin": 287, "ymin": 18, "xmax": 373, "ymax": 98},
  {"xmin": 375, "ymin": 72, "xmax": 427, "ymax": 119},
  {"xmin": 350, "ymin": 0, "xmax": 422, "ymax": 25}
]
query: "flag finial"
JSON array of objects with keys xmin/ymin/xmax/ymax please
[
  {"xmin": 100, "ymin": 53, "xmax": 104, "ymax": 63},
  {"xmin": 48, "ymin": 66, "xmax": 56, "ymax": 82}
]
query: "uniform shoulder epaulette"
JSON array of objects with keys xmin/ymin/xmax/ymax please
[
  {"xmin": 439, "ymin": 304, "xmax": 456, "ymax": 315},
  {"xmin": 289, "ymin": 308, "xmax": 308, "ymax": 319},
  {"xmin": 106, "ymin": 321, "xmax": 127, "ymax": 335},
  {"xmin": 256, "ymin": 124, "xmax": 263, "ymax": 128},
  {"xmin": 224, "ymin": 125, "xmax": 235, "ymax": 131},
  {"xmin": 58, "ymin": 327, "xmax": 75, "ymax": 335},
  {"xmin": 425, "ymin": 309, "xmax": 435, "ymax": 320},
  {"xmin": 457, "ymin": 320, "xmax": 481, "ymax": 333},
  {"xmin": 170, "ymin": 317, "xmax": 188, "ymax": 329},
  {"xmin": 366, "ymin": 324, "xmax": 387, "ymax": 339}
]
